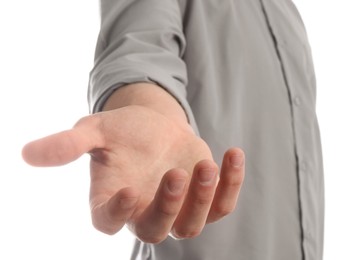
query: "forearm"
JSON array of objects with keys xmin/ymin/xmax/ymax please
[{"xmin": 102, "ymin": 83, "xmax": 190, "ymax": 129}]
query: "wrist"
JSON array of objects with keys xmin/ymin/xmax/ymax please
[{"xmin": 102, "ymin": 83, "xmax": 192, "ymax": 132}]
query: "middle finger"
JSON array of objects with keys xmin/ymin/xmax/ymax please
[{"xmin": 171, "ymin": 160, "xmax": 218, "ymax": 239}]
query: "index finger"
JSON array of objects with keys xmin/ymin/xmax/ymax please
[{"xmin": 90, "ymin": 187, "xmax": 140, "ymax": 235}]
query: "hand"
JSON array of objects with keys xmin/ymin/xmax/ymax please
[{"xmin": 22, "ymin": 105, "xmax": 245, "ymax": 243}]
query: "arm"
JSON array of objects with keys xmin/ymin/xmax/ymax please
[
  {"xmin": 22, "ymin": 0, "xmax": 245, "ymax": 242},
  {"xmin": 22, "ymin": 83, "xmax": 245, "ymax": 242}
]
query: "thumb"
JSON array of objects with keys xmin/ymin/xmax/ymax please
[{"xmin": 22, "ymin": 115, "xmax": 104, "ymax": 167}]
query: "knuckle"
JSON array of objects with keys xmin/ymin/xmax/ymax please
[
  {"xmin": 207, "ymin": 206, "xmax": 235, "ymax": 224},
  {"xmin": 142, "ymin": 236, "xmax": 165, "ymax": 244},
  {"xmin": 172, "ymin": 227, "xmax": 202, "ymax": 239},
  {"xmin": 156, "ymin": 202, "xmax": 179, "ymax": 217},
  {"xmin": 135, "ymin": 230, "xmax": 167, "ymax": 244},
  {"xmin": 234, "ymin": 172, "xmax": 245, "ymax": 184},
  {"xmin": 74, "ymin": 114, "xmax": 101, "ymax": 128},
  {"xmin": 90, "ymin": 207, "xmax": 119, "ymax": 236},
  {"xmin": 193, "ymin": 195, "xmax": 213, "ymax": 206},
  {"xmin": 223, "ymin": 175, "xmax": 244, "ymax": 190},
  {"xmin": 91, "ymin": 218, "xmax": 117, "ymax": 236},
  {"xmin": 213, "ymin": 206, "xmax": 234, "ymax": 219}
]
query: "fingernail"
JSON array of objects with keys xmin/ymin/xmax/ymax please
[
  {"xmin": 119, "ymin": 197, "xmax": 138, "ymax": 210},
  {"xmin": 230, "ymin": 155, "xmax": 244, "ymax": 168},
  {"xmin": 167, "ymin": 179, "xmax": 186, "ymax": 195},
  {"xmin": 198, "ymin": 169, "xmax": 216, "ymax": 186}
]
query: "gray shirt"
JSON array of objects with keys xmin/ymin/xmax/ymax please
[{"xmin": 88, "ymin": 0, "xmax": 324, "ymax": 259}]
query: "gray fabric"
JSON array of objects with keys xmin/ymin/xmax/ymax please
[{"xmin": 88, "ymin": 0, "xmax": 324, "ymax": 259}]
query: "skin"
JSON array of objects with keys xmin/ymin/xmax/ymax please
[{"xmin": 22, "ymin": 83, "xmax": 245, "ymax": 243}]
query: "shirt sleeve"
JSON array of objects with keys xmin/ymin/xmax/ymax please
[{"xmin": 88, "ymin": 0, "xmax": 197, "ymax": 130}]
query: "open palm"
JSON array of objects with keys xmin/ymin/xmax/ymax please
[{"xmin": 23, "ymin": 105, "xmax": 244, "ymax": 243}]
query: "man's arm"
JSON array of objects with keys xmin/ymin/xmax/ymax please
[
  {"xmin": 22, "ymin": 82, "xmax": 245, "ymax": 242},
  {"xmin": 23, "ymin": 0, "xmax": 245, "ymax": 242}
]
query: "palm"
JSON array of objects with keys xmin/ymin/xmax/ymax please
[
  {"xmin": 22, "ymin": 105, "xmax": 244, "ymax": 242},
  {"xmin": 88, "ymin": 106, "xmax": 212, "ymax": 219}
]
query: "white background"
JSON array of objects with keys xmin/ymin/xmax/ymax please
[{"xmin": 0, "ymin": 1, "xmax": 350, "ymax": 259}]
